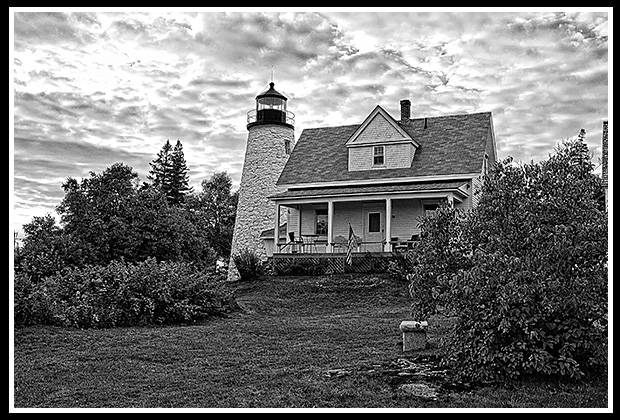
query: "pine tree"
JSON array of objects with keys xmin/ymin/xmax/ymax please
[
  {"xmin": 169, "ymin": 139, "xmax": 191, "ymax": 205},
  {"xmin": 148, "ymin": 139, "xmax": 174, "ymax": 195}
]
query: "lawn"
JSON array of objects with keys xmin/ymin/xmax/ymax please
[{"xmin": 12, "ymin": 274, "xmax": 609, "ymax": 410}]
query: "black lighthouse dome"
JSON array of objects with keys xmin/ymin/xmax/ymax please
[{"xmin": 247, "ymin": 82, "xmax": 295, "ymax": 129}]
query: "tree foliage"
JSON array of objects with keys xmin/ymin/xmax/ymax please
[
  {"xmin": 14, "ymin": 142, "xmax": 239, "ymax": 328},
  {"xmin": 406, "ymin": 137, "xmax": 607, "ymax": 382},
  {"xmin": 15, "ymin": 162, "xmax": 232, "ymax": 281},
  {"xmin": 194, "ymin": 171, "xmax": 238, "ymax": 259},
  {"xmin": 148, "ymin": 139, "xmax": 192, "ymax": 205},
  {"xmin": 14, "ymin": 258, "xmax": 234, "ymax": 328}
]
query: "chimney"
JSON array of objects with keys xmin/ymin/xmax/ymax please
[{"xmin": 400, "ymin": 99, "xmax": 411, "ymax": 123}]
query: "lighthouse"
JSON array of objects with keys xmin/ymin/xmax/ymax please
[{"xmin": 227, "ymin": 82, "xmax": 295, "ymax": 281}]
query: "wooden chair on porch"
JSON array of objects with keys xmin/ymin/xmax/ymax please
[
  {"xmin": 332, "ymin": 235, "xmax": 347, "ymax": 253},
  {"xmin": 282, "ymin": 232, "xmax": 304, "ymax": 253},
  {"xmin": 332, "ymin": 235, "xmax": 362, "ymax": 253}
]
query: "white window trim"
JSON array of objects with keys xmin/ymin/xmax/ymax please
[
  {"xmin": 373, "ymin": 145, "xmax": 385, "ymax": 167},
  {"xmin": 314, "ymin": 205, "xmax": 328, "ymax": 235}
]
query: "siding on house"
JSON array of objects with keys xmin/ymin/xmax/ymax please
[
  {"xmin": 352, "ymin": 112, "xmax": 406, "ymax": 144},
  {"xmin": 286, "ymin": 205, "xmax": 300, "ymax": 237},
  {"xmin": 333, "ymin": 202, "xmax": 365, "ymax": 239},
  {"xmin": 289, "ymin": 198, "xmax": 430, "ymax": 242},
  {"xmin": 470, "ymin": 176, "xmax": 483, "ymax": 209},
  {"xmin": 391, "ymin": 198, "xmax": 424, "ymax": 238},
  {"xmin": 348, "ymin": 142, "xmax": 415, "ymax": 171}
]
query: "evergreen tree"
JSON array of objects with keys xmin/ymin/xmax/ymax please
[
  {"xmin": 148, "ymin": 139, "xmax": 174, "ymax": 196},
  {"xmin": 169, "ymin": 139, "xmax": 191, "ymax": 205},
  {"xmin": 148, "ymin": 139, "xmax": 191, "ymax": 205}
]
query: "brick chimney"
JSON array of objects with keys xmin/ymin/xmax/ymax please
[{"xmin": 400, "ymin": 99, "xmax": 411, "ymax": 123}]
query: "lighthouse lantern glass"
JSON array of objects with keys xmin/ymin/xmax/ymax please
[{"xmin": 257, "ymin": 96, "xmax": 286, "ymax": 112}]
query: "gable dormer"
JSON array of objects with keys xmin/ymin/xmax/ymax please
[{"xmin": 346, "ymin": 105, "xmax": 419, "ymax": 172}]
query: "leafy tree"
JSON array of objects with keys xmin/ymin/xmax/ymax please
[
  {"xmin": 56, "ymin": 163, "xmax": 140, "ymax": 265},
  {"xmin": 54, "ymin": 163, "xmax": 215, "ymax": 269},
  {"xmin": 407, "ymin": 136, "xmax": 607, "ymax": 382},
  {"xmin": 188, "ymin": 171, "xmax": 238, "ymax": 260},
  {"xmin": 14, "ymin": 214, "xmax": 65, "ymax": 282}
]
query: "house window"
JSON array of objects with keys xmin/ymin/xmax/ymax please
[
  {"xmin": 423, "ymin": 203, "xmax": 439, "ymax": 217},
  {"xmin": 368, "ymin": 212, "xmax": 381, "ymax": 233},
  {"xmin": 315, "ymin": 208, "xmax": 328, "ymax": 235},
  {"xmin": 373, "ymin": 146, "xmax": 385, "ymax": 166}
]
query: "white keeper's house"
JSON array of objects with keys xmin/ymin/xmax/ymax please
[{"xmin": 228, "ymin": 81, "xmax": 497, "ymax": 280}]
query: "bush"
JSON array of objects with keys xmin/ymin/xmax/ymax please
[
  {"xmin": 442, "ymin": 248, "xmax": 607, "ymax": 382},
  {"xmin": 232, "ymin": 249, "xmax": 265, "ymax": 281},
  {"xmin": 14, "ymin": 258, "xmax": 234, "ymax": 328},
  {"xmin": 273, "ymin": 258, "xmax": 326, "ymax": 276},
  {"xmin": 407, "ymin": 205, "xmax": 473, "ymax": 320},
  {"xmin": 406, "ymin": 138, "xmax": 608, "ymax": 382},
  {"xmin": 386, "ymin": 251, "xmax": 415, "ymax": 281}
]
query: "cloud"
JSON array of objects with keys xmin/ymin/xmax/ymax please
[{"xmin": 11, "ymin": 10, "xmax": 609, "ymax": 234}]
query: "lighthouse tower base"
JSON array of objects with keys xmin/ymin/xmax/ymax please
[{"xmin": 227, "ymin": 124, "xmax": 293, "ymax": 281}]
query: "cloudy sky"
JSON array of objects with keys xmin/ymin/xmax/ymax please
[{"xmin": 11, "ymin": 8, "xmax": 610, "ymax": 235}]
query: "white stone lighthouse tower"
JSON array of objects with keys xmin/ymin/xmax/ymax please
[{"xmin": 227, "ymin": 82, "xmax": 294, "ymax": 280}]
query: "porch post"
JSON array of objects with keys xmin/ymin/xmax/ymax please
[
  {"xmin": 447, "ymin": 192, "xmax": 454, "ymax": 208},
  {"xmin": 384, "ymin": 197, "xmax": 392, "ymax": 252},
  {"xmin": 273, "ymin": 201, "xmax": 281, "ymax": 254},
  {"xmin": 327, "ymin": 200, "xmax": 334, "ymax": 253}
]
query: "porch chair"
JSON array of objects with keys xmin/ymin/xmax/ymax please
[
  {"xmin": 285, "ymin": 232, "xmax": 304, "ymax": 253},
  {"xmin": 332, "ymin": 235, "xmax": 347, "ymax": 253}
]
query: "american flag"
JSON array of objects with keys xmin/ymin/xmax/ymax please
[{"xmin": 346, "ymin": 224, "xmax": 355, "ymax": 266}]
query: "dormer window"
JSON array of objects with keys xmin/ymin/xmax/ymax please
[
  {"xmin": 373, "ymin": 146, "xmax": 385, "ymax": 166},
  {"xmin": 345, "ymin": 105, "xmax": 419, "ymax": 172}
]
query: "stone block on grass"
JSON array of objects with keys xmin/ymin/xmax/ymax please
[{"xmin": 399, "ymin": 320, "xmax": 428, "ymax": 351}]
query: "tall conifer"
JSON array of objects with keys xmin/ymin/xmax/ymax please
[
  {"xmin": 169, "ymin": 139, "xmax": 191, "ymax": 205},
  {"xmin": 149, "ymin": 139, "xmax": 191, "ymax": 205},
  {"xmin": 148, "ymin": 139, "xmax": 173, "ymax": 195}
]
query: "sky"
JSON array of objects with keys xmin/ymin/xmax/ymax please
[{"xmin": 11, "ymin": 8, "xmax": 611, "ymax": 235}]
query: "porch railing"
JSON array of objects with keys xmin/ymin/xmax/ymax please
[
  {"xmin": 276, "ymin": 239, "xmax": 420, "ymax": 254},
  {"xmin": 276, "ymin": 240, "xmax": 387, "ymax": 254}
]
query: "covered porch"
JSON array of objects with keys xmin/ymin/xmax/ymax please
[{"xmin": 262, "ymin": 181, "xmax": 471, "ymax": 257}]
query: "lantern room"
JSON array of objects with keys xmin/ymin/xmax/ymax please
[{"xmin": 247, "ymin": 82, "xmax": 295, "ymax": 129}]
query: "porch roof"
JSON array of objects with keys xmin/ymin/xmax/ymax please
[
  {"xmin": 260, "ymin": 222, "xmax": 287, "ymax": 239},
  {"xmin": 269, "ymin": 180, "xmax": 469, "ymax": 201}
]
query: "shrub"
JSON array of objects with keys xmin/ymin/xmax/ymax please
[
  {"xmin": 274, "ymin": 258, "xmax": 326, "ymax": 276},
  {"xmin": 406, "ymin": 138, "xmax": 608, "ymax": 382},
  {"xmin": 14, "ymin": 258, "xmax": 233, "ymax": 328},
  {"xmin": 386, "ymin": 251, "xmax": 415, "ymax": 281},
  {"xmin": 407, "ymin": 204, "xmax": 473, "ymax": 320},
  {"xmin": 232, "ymin": 249, "xmax": 265, "ymax": 281}
]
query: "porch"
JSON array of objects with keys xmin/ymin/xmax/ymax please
[{"xmin": 263, "ymin": 180, "xmax": 471, "ymax": 257}]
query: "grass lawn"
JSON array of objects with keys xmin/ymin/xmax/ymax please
[{"xmin": 12, "ymin": 274, "xmax": 609, "ymax": 410}]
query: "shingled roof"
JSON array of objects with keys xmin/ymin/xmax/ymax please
[
  {"xmin": 276, "ymin": 111, "xmax": 496, "ymax": 186},
  {"xmin": 270, "ymin": 180, "xmax": 469, "ymax": 200}
]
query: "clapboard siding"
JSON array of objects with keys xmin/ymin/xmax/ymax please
[{"xmin": 391, "ymin": 198, "xmax": 424, "ymax": 239}]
